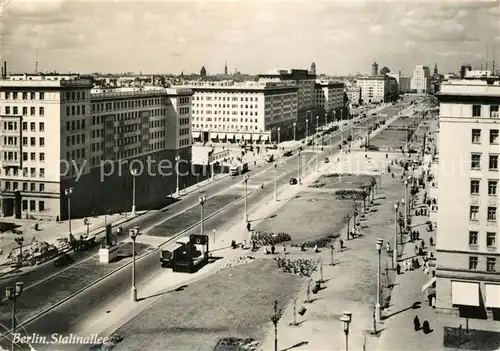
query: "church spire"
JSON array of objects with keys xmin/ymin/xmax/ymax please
[{"xmin": 224, "ymin": 60, "xmax": 228, "ymax": 75}]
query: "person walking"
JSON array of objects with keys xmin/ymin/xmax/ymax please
[
  {"xmin": 396, "ymin": 263, "xmax": 401, "ymax": 275},
  {"xmin": 413, "ymin": 316, "xmax": 421, "ymax": 331}
]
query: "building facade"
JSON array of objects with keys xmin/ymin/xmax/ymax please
[
  {"xmin": 314, "ymin": 80, "xmax": 344, "ymax": 112},
  {"xmin": 387, "ymin": 72, "xmax": 411, "ymax": 93},
  {"xmin": 178, "ymin": 80, "xmax": 298, "ymax": 144},
  {"xmin": 356, "ymin": 75, "xmax": 399, "ymax": 104},
  {"xmin": 411, "ymin": 65, "xmax": 431, "ymax": 94},
  {"xmin": 0, "ymin": 74, "xmax": 193, "ymax": 220},
  {"xmin": 436, "ymin": 78, "xmax": 500, "ymax": 318}
]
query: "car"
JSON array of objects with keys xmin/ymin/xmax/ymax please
[
  {"xmin": 324, "ymin": 158, "xmax": 330, "ymax": 163},
  {"xmin": 289, "ymin": 177, "xmax": 298, "ymax": 185},
  {"xmin": 283, "ymin": 150, "xmax": 292, "ymax": 157},
  {"xmin": 54, "ymin": 253, "xmax": 74, "ymax": 267}
]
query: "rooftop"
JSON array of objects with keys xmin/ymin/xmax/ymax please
[{"xmin": 438, "ymin": 79, "xmax": 500, "ymax": 96}]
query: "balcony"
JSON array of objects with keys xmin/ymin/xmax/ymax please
[
  {"xmin": 491, "ymin": 112, "xmax": 499, "ymax": 119},
  {"xmin": 1, "ymin": 159, "xmax": 21, "ymax": 168}
]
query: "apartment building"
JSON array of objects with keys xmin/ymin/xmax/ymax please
[
  {"xmin": 0, "ymin": 74, "xmax": 193, "ymax": 220},
  {"xmin": 387, "ymin": 72, "xmax": 411, "ymax": 93},
  {"xmin": 356, "ymin": 75, "xmax": 399, "ymax": 104},
  {"xmin": 435, "ymin": 78, "xmax": 500, "ymax": 318},
  {"xmin": 177, "ymin": 80, "xmax": 298, "ymax": 144},
  {"xmin": 314, "ymin": 80, "xmax": 344, "ymax": 112},
  {"xmin": 411, "ymin": 65, "xmax": 431, "ymax": 94}
]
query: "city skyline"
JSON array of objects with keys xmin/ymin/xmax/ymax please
[{"xmin": 2, "ymin": 0, "xmax": 500, "ymax": 76}]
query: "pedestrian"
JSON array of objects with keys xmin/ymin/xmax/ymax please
[
  {"xmin": 340, "ymin": 239, "xmax": 344, "ymax": 249},
  {"xmin": 271, "ymin": 244, "xmax": 276, "ymax": 254},
  {"xmin": 246, "ymin": 221, "xmax": 251, "ymax": 231},
  {"xmin": 252, "ymin": 240, "xmax": 256, "ymax": 251},
  {"xmin": 422, "ymin": 320, "xmax": 431, "ymax": 334},
  {"xmin": 283, "ymin": 245, "xmax": 287, "ymax": 255},
  {"xmin": 386, "ymin": 242, "xmax": 391, "ymax": 253},
  {"xmin": 414, "ymin": 245, "xmax": 419, "ymax": 255},
  {"xmin": 421, "ymin": 240, "xmax": 425, "ymax": 250},
  {"xmin": 396, "ymin": 263, "xmax": 401, "ymax": 275},
  {"xmin": 413, "ymin": 316, "xmax": 421, "ymax": 331},
  {"xmin": 429, "ymin": 237, "xmax": 434, "ymax": 246}
]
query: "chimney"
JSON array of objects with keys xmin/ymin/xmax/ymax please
[
  {"xmin": 3, "ymin": 61, "xmax": 6, "ymax": 79},
  {"xmin": 1, "ymin": 67, "xmax": 3, "ymax": 79}
]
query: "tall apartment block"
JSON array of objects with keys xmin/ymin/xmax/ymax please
[
  {"xmin": 436, "ymin": 78, "xmax": 500, "ymax": 318},
  {"xmin": 0, "ymin": 74, "xmax": 193, "ymax": 220}
]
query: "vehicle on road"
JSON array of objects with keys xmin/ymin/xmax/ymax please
[
  {"xmin": 54, "ymin": 253, "xmax": 74, "ymax": 267},
  {"xmin": 265, "ymin": 144, "xmax": 278, "ymax": 151},
  {"xmin": 265, "ymin": 154, "xmax": 274, "ymax": 162},
  {"xmin": 324, "ymin": 158, "xmax": 330, "ymax": 163},
  {"xmin": 283, "ymin": 150, "xmax": 292, "ymax": 157},
  {"xmin": 347, "ymin": 135, "xmax": 352, "ymax": 141},
  {"xmin": 229, "ymin": 162, "xmax": 248, "ymax": 176},
  {"xmin": 163, "ymin": 234, "xmax": 209, "ymax": 273},
  {"xmin": 289, "ymin": 177, "xmax": 298, "ymax": 185},
  {"xmin": 160, "ymin": 237, "xmax": 190, "ymax": 268}
]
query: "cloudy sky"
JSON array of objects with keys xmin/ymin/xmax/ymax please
[{"xmin": 2, "ymin": 0, "xmax": 500, "ymax": 76}]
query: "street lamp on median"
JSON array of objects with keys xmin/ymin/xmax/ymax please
[
  {"xmin": 129, "ymin": 226, "xmax": 140, "ymax": 301},
  {"xmin": 175, "ymin": 155, "xmax": 181, "ymax": 197},
  {"xmin": 340, "ymin": 311, "xmax": 352, "ymax": 351},
  {"xmin": 305, "ymin": 119, "xmax": 309, "ymax": 145},
  {"xmin": 199, "ymin": 196, "xmax": 206, "ymax": 235},
  {"xmin": 243, "ymin": 175, "xmax": 249, "ymax": 223},
  {"xmin": 131, "ymin": 168, "xmax": 139, "ymax": 216},
  {"xmin": 277, "ymin": 127, "xmax": 281, "ymax": 145},
  {"xmin": 375, "ymin": 238, "xmax": 383, "ymax": 322},
  {"xmin": 293, "ymin": 122, "xmax": 296, "ymax": 141},
  {"xmin": 393, "ymin": 202, "xmax": 399, "ymax": 269},
  {"xmin": 6, "ymin": 281, "xmax": 23, "ymax": 351},
  {"xmin": 325, "ymin": 112, "xmax": 328, "ymax": 128},
  {"xmin": 297, "ymin": 150, "xmax": 301, "ymax": 184},
  {"xmin": 64, "ymin": 187, "xmax": 73, "ymax": 235},
  {"xmin": 404, "ymin": 179, "xmax": 409, "ymax": 233},
  {"xmin": 273, "ymin": 162, "xmax": 278, "ymax": 202},
  {"xmin": 316, "ymin": 115, "xmax": 319, "ymax": 133}
]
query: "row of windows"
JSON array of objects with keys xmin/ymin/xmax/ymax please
[
  {"xmin": 91, "ymin": 109, "xmax": 166, "ymax": 125},
  {"xmin": 472, "ymin": 104, "xmax": 499, "ymax": 118},
  {"xmin": 195, "ymin": 110, "xmax": 259, "ymax": 116},
  {"xmin": 180, "ymin": 128, "xmax": 189, "ymax": 136},
  {"xmin": 197, "ymin": 117, "xmax": 259, "ymax": 123},
  {"xmin": 2, "ymin": 167, "xmax": 45, "ymax": 182},
  {"xmin": 469, "ymin": 206, "xmax": 497, "ymax": 221},
  {"xmin": 195, "ymin": 96, "xmax": 259, "ymax": 102},
  {"xmin": 66, "ymin": 134, "xmax": 86, "ymax": 146},
  {"xmin": 3, "ymin": 92, "xmax": 45, "ymax": 100},
  {"xmin": 471, "ymin": 154, "xmax": 498, "ymax": 171},
  {"xmin": 65, "ymin": 91, "xmax": 87, "ymax": 101},
  {"xmin": 66, "ymin": 148, "xmax": 86, "ymax": 160},
  {"xmin": 178, "ymin": 97, "xmax": 190, "ymax": 105},
  {"xmin": 470, "ymin": 179, "xmax": 498, "ymax": 195},
  {"xmin": 3, "ymin": 136, "xmax": 45, "ymax": 149},
  {"xmin": 194, "ymin": 124, "xmax": 259, "ymax": 131},
  {"xmin": 469, "ymin": 231, "xmax": 498, "ymax": 248},
  {"xmin": 66, "ymin": 105, "xmax": 86, "ymax": 117},
  {"xmin": 468, "ymin": 256, "xmax": 497, "ymax": 272},
  {"xmin": 179, "ymin": 138, "xmax": 190, "ymax": 147},
  {"xmin": 91, "ymin": 98, "xmax": 164, "ymax": 113},
  {"xmin": 0, "ymin": 161, "xmax": 45, "ymax": 177},
  {"xmin": 471, "ymin": 129, "xmax": 499, "ymax": 144},
  {"xmin": 3, "ymin": 106, "xmax": 44, "ymax": 116},
  {"xmin": 3, "ymin": 181, "xmax": 45, "ymax": 192},
  {"xmin": 66, "ymin": 119, "xmax": 86, "ymax": 131},
  {"xmin": 3, "ymin": 121, "xmax": 45, "ymax": 133},
  {"xmin": 194, "ymin": 103, "xmax": 259, "ymax": 109},
  {"xmin": 179, "ymin": 106, "xmax": 190, "ymax": 115}
]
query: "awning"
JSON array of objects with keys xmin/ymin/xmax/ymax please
[
  {"xmin": 244, "ymin": 134, "xmax": 252, "ymax": 140},
  {"xmin": 421, "ymin": 277, "xmax": 436, "ymax": 292},
  {"xmin": 211, "ymin": 133, "xmax": 218, "ymax": 139},
  {"xmin": 235, "ymin": 134, "xmax": 242, "ymax": 139},
  {"xmin": 451, "ymin": 281, "xmax": 479, "ymax": 306},
  {"xmin": 485, "ymin": 284, "xmax": 500, "ymax": 308},
  {"xmin": 220, "ymin": 133, "xmax": 227, "ymax": 140},
  {"xmin": 192, "ymin": 132, "xmax": 201, "ymax": 138},
  {"xmin": 226, "ymin": 134, "xmax": 234, "ymax": 140}
]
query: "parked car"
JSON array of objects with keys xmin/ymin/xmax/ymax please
[
  {"xmin": 324, "ymin": 158, "xmax": 330, "ymax": 163},
  {"xmin": 283, "ymin": 150, "xmax": 292, "ymax": 157},
  {"xmin": 289, "ymin": 178, "xmax": 298, "ymax": 185}
]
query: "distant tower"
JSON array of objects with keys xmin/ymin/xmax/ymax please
[
  {"xmin": 224, "ymin": 61, "xmax": 228, "ymax": 75},
  {"xmin": 310, "ymin": 62, "xmax": 316, "ymax": 75},
  {"xmin": 372, "ymin": 62, "xmax": 379, "ymax": 76},
  {"xmin": 434, "ymin": 63, "xmax": 438, "ymax": 76},
  {"xmin": 200, "ymin": 66, "xmax": 207, "ymax": 77}
]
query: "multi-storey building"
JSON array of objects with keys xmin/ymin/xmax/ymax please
[
  {"xmin": 411, "ymin": 65, "xmax": 431, "ymax": 94},
  {"xmin": 314, "ymin": 80, "xmax": 344, "ymax": 112},
  {"xmin": 0, "ymin": 74, "xmax": 193, "ymax": 220},
  {"xmin": 356, "ymin": 75, "xmax": 399, "ymax": 104},
  {"xmin": 436, "ymin": 78, "xmax": 500, "ymax": 318},
  {"xmin": 387, "ymin": 72, "xmax": 411, "ymax": 93},
  {"xmin": 177, "ymin": 80, "xmax": 298, "ymax": 144}
]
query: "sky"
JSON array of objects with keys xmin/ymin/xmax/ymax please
[{"xmin": 1, "ymin": 0, "xmax": 500, "ymax": 76}]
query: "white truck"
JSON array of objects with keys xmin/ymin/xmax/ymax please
[{"xmin": 229, "ymin": 162, "xmax": 248, "ymax": 176}]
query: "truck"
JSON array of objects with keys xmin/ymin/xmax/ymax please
[
  {"xmin": 160, "ymin": 234, "xmax": 209, "ymax": 273},
  {"xmin": 229, "ymin": 162, "xmax": 248, "ymax": 176}
]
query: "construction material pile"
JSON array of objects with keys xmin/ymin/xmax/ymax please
[
  {"xmin": 54, "ymin": 238, "xmax": 71, "ymax": 252},
  {"xmin": 219, "ymin": 256, "xmax": 255, "ymax": 271},
  {"xmin": 214, "ymin": 337, "xmax": 260, "ymax": 351},
  {"xmin": 7, "ymin": 238, "xmax": 58, "ymax": 266},
  {"xmin": 250, "ymin": 231, "xmax": 291, "ymax": 246},
  {"xmin": 274, "ymin": 257, "xmax": 319, "ymax": 277}
]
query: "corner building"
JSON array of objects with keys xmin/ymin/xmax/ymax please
[
  {"xmin": 436, "ymin": 78, "xmax": 500, "ymax": 319},
  {"xmin": 0, "ymin": 74, "xmax": 192, "ymax": 220}
]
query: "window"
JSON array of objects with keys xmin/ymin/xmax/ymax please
[
  {"xmin": 39, "ymin": 201, "xmax": 45, "ymax": 212},
  {"xmin": 489, "ymin": 155, "xmax": 498, "ymax": 170},
  {"xmin": 487, "ymin": 207, "xmax": 497, "ymax": 221},
  {"xmin": 491, "ymin": 105, "xmax": 499, "ymax": 118},
  {"xmin": 39, "ymin": 183, "xmax": 44, "ymax": 192},
  {"xmin": 30, "ymin": 122, "xmax": 36, "ymax": 131},
  {"xmin": 39, "ymin": 168, "xmax": 45, "ymax": 178},
  {"xmin": 22, "ymin": 182, "xmax": 27, "ymax": 191},
  {"xmin": 30, "ymin": 92, "xmax": 35, "ymax": 100},
  {"xmin": 469, "ymin": 231, "xmax": 478, "ymax": 245},
  {"xmin": 13, "ymin": 106, "xmax": 18, "ymax": 115},
  {"xmin": 473, "ymin": 105, "xmax": 482, "ymax": 117},
  {"xmin": 39, "ymin": 122, "xmax": 44, "ymax": 132},
  {"xmin": 30, "ymin": 183, "xmax": 35, "ymax": 191},
  {"xmin": 39, "ymin": 138, "xmax": 44, "ymax": 147},
  {"xmin": 471, "ymin": 154, "xmax": 481, "ymax": 169},
  {"xmin": 472, "ymin": 129, "xmax": 481, "ymax": 143},
  {"xmin": 487, "ymin": 257, "xmax": 496, "ymax": 272},
  {"xmin": 39, "ymin": 107, "xmax": 44, "ymax": 116},
  {"xmin": 30, "ymin": 107, "xmax": 35, "ymax": 116},
  {"xmin": 489, "ymin": 180, "xmax": 498, "ymax": 196},
  {"xmin": 470, "ymin": 180, "xmax": 480, "ymax": 194},
  {"xmin": 491, "ymin": 130, "xmax": 499, "ymax": 145},
  {"xmin": 22, "ymin": 107, "xmax": 27, "ymax": 116},
  {"xmin": 22, "ymin": 92, "xmax": 27, "ymax": 100},
  {"xmin": 470, "ymin": 206, "xmax": 479, "ymax": 220},
  {"xmin": 487, "ymin": 232, "xmax": 496, "ymax": 248},
  {"xmin": 39, "ymin": 92, "xmax": 44, "ymax": 100},
  {"xmin": 30, "ymin": 137, "xmax": 36, "ymax": 146},
  {"xmin": 29, "ymin": 200, "xmax": 35, "ymax": 211},
  {"xmin": 469, "ymin": 256, "xmax": 478, "ymax": 270}
]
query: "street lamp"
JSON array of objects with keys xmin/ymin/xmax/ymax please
[
  {"xmin": 129, "ymin": 226, "xmax": 140, "ymax": 301},
  {"xmin": 305, "ymin": 118, "xmax": 309, "ymax": 145},
  {"xmin": 273, "ymin": 162, "xmax": 278, "ymax": 202},
  {"xmin": 243, "ymin": 176, "xmax": 249, "ymax": 223},
  {"xmin": 340, "ymin": 311, "xmax": 352, "ymax": 351},
  {"xmin": 334, "ymin": 110, "xmax": 336, "ymax": 122},
  {"xmin": 404, "ymin": 179, "xmax": 409, "ymax": 232},
  {"xmin": 6, "ymin": 282, "xmax": 23, "ymax": 351},
  {"xmin": 297, "ymin": 150, "xmax": 301, "ymax": 183},
  {"xmin": 376, "ymin": 238, "xmax": 383, "ymax": 322},
  {"xmin": 212, "ymin": 229, "xmax": 216, "ymax": 244},
  {"xmin": 14, "ymin": 236, "xmax": 24, "ymax": 266},
  {"xmin": 175, "ymin": 155, "xmax": 181, "ymax": 197},
  {"xmin": 393, "ymin": 202, "xmax": 399, "ymax": 269},
  {"xmin": 293, "ymin": 122, "xmax": 296, "ymax": 141},
  {"xmin": 199, "ymin": 196, "xmax": 206, "ymax": 235},
  {"xmin": 277, "ymin": 127, "xmax": 281, "ymax": 145},
  {"xmin": 325, "ymin": 112, "xmax": 328, "ymax": 128},
  {"xmin": 270, "ymin": 300, "xmax": 283, "ymax": 351},
  {"xmin": 316, "ymin": 115, "xmax": 319, "ymax": 133},
  {"xmin": 131, "ymin": 168, "xmax": 139, "ymax": 216},
  {"xmin": 64, "ymin": 187, "xmax": 73, "ymax": 235}
]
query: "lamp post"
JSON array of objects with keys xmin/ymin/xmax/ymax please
[
  {"xmin": 199, "ymin": 196, "xmax": 206, "ymax": 235},
  {"xmin": 305, "ymin": 118, "xmax": 309, "ymax": 145},
  {"xmin": 243, "ymin": 176, "xmax": 249, "ymax": 223},
  {"xmin": 129, "ymin": 226, "xmax": 140, "ymax": 301},
  {"xmin": 393, "ymin": 202, "xmax": 399, "ymax": 269},
  {"xmin": 270, "ymin": 300, "xmax": 283, "ymax": 351},
  {"xmin": 14, "ymin": 236, "xmax": 24, "ymax": 266},
  {"xmin": 212, "ymin": 229, "xmax": 216, "ymax": 244},
  {"xmin": 325, "ymin": 112, "xmax": 328, "ymax": 128},
  {"xmin": 64, "ymin": 187, "xmax": 73, "ymax": 235},
  {"xmin": 131, "ymin": 168, "xmax": 139, "ymax": 216},
  {"xmin": 277, "ymin": 127, "xmax": 281, "ymax": 145},
  {"xmin": 273, "ymin": 162, "xmax": 278, "ymax": 202},
  {"xmin": 297, "ymin": 150, "xmax": 301, "ymax": 184},
  {"xmin": 376, "ymin": 239, "xmax": 383, "ymax": 322},
  {"xmin": 6, "ymin": 282, "xmax": 23, "ymax": 351},
  {"xmin": 316, "ymin": 115, "xmax": 319, "ymax": 133},
  {"xmin": 175, "ymin": 155, "xmax": 181, "ymax": 197},
  {"xmin": 340, "ymin": 311, "xmax": 352, "ymax": 351},
  {"xmin": 293, "ymin": 122, "xmax": 296, "ymax": 141},
  {"xmin": 334, "ymin": 110, "xmax": 336, "ymax": 123},
  {"xmin": 404, "ymin": 179, "xmax": 408, "ymax": 233}
]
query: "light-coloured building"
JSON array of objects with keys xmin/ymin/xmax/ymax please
[
  {"xmin": 0, "ymin": 74, "xmax": 193, "ymax": 220},
  {"xmin": 356, "ymin": 75, "xmax": 399, "ymax": 104},
  {"xmin": 435, "ymin": 78, "xmax": 500, "ymax": 318},
  {"xmin": 314, "ymin": 80, "xmax": 344, "ymax": 112},
  {"xmin": 345, "ymin": 85, "xmax": 361, "ymax": 107},
  {"xmin": 177, "ymin": 80, "xmax": 298, "ymax": 144},
  {"xmin": 411, "ymin": 65, "xmax": 431, "ymax": 94}
]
